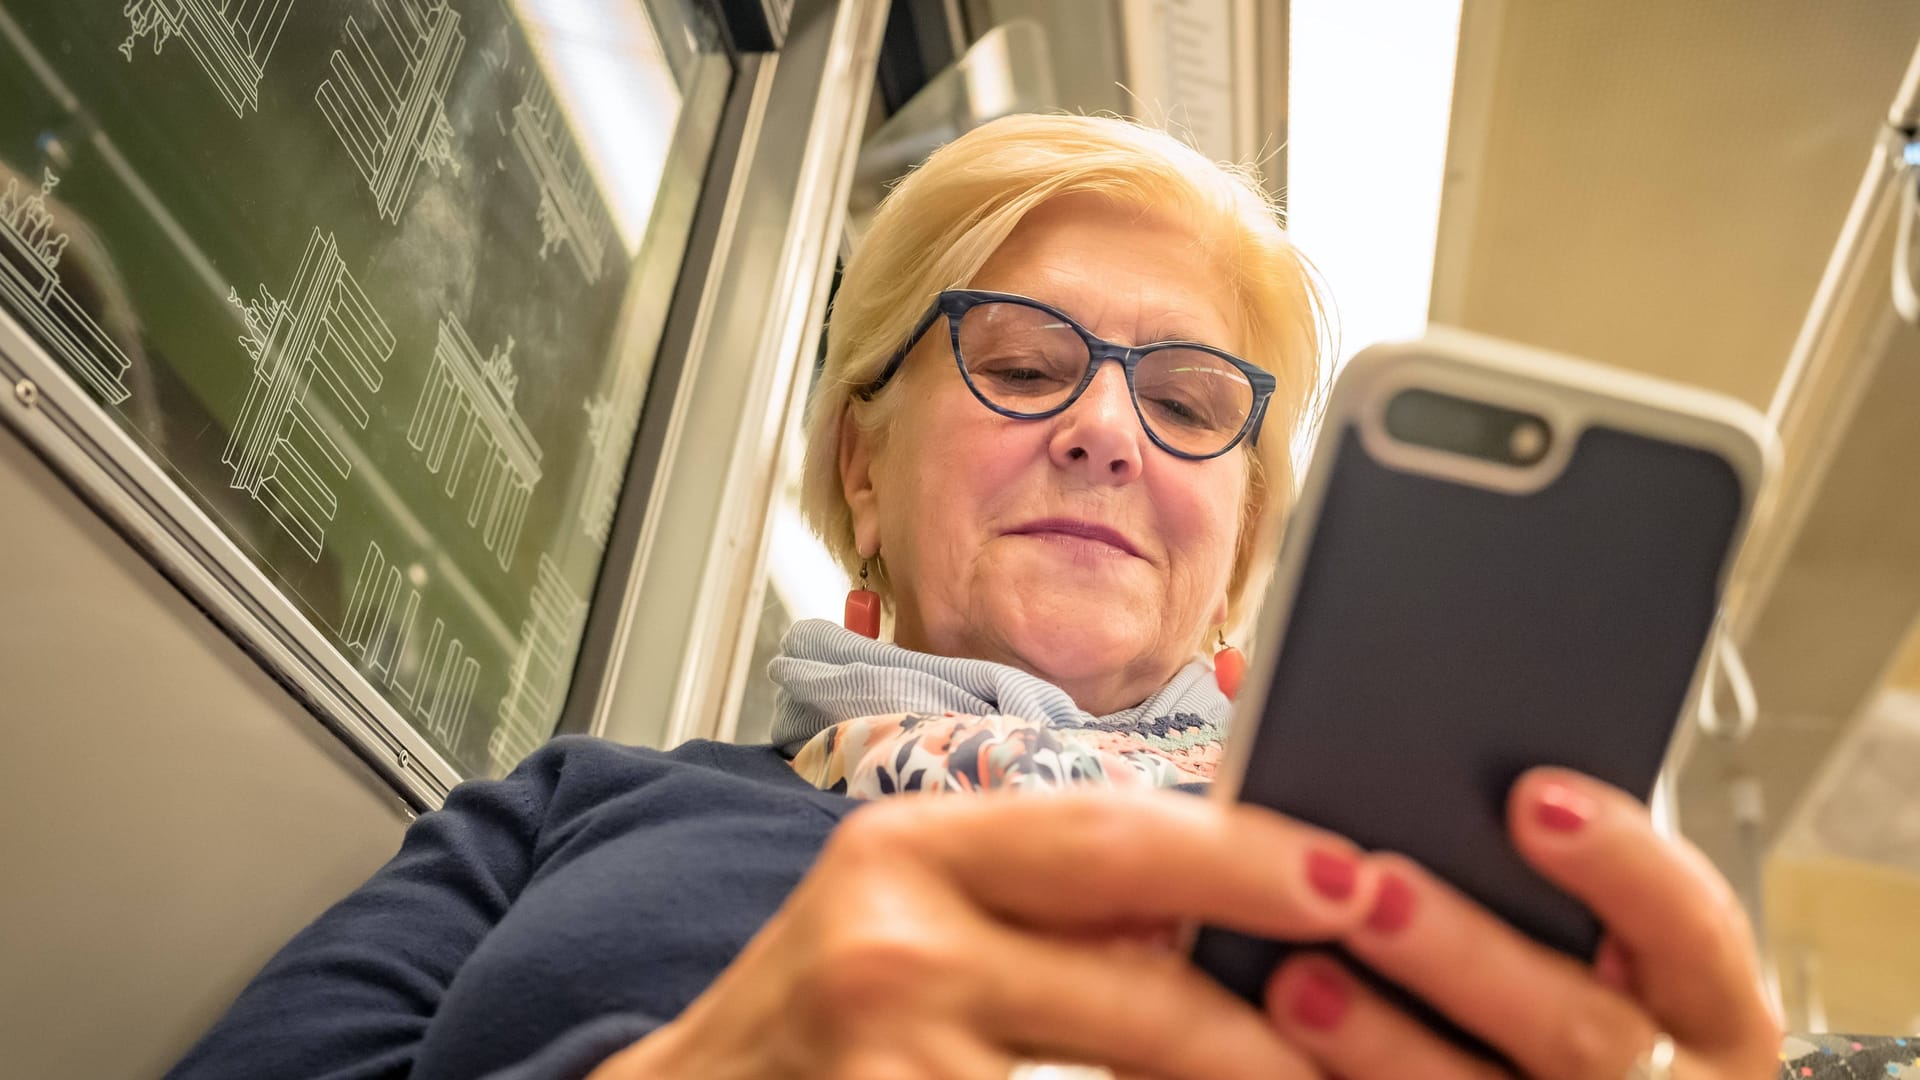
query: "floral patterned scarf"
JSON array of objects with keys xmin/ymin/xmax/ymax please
[{"xmin": 767, "ymin": 620, "xmax": 1228, "ymax": 799}]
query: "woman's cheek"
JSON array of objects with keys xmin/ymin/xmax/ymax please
[{"xmin": 1179, "ymin": 476, "xmax": 1244, "ymax": 609}]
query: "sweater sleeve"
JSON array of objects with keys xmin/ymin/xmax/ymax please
[
  {"xmin": 165, "ymin": 739, "xmax": 582, "ymax": 1080},
  {"xmin": 473, "ymin": 1014, "xmax": 664, "ymax": 1080}
]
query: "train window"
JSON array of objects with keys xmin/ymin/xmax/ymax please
[{"xmin": 0, "ymin": 0, "xmax": 733, "ymax": 792}]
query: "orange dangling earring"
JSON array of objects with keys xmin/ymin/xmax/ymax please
[
  {"xmin": 1213, "ymin": 628, "xmax": 1246, "ymax": 700},
  {"xmin": 845, "ymin": 557, "xmax": 880, "ymax": 639}
]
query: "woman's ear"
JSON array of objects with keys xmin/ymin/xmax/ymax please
[
  {"xmin": 839, "ymin": 405, "xmax": 882, "ymax": 557},
  {"xmin": 1210, "ymin": 593, "xmax": 1231, "ymax": 639}
]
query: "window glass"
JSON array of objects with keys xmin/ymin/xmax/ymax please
[{"xmin": 0, "ymin": 0, "xmax": 730, "ymax": 777}]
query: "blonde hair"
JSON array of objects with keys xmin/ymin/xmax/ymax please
[{"xmin": 799, "ymin": 113, "xmax": 1329, "ymax": 639}]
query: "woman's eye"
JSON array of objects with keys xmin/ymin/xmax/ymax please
[
  {"xmin": 974, "ymin": 354, "xmax": 1075, "ymax": 393},
  {"xmin": 995, "ymin": 366, "xmax": 1048, "ymax": 382},
  {"xmin": 986, "ymin": 369, "xmax": 1067, "ymax": 394},
  {"xmin": 1146, "ymin": 394, "xmax": 1218, "ymax": 429}
]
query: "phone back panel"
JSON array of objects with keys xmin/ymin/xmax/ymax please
[{"xmin": 1193, "ymin": 421, "xmax": 1745, "ymax": 1004}]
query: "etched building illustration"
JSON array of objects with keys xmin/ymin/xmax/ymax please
[
  {"xmin": 223, "ymin": 228, "xmax": 393, "ymax": 561},
  {"xmin": 577, "ymin": 391, "xmax": 629, "ymax": 546},
  {"xmin": 406, "ymin": 315, "xmax": 542, "ymax": 569},
  {"xmin": 491, "ymin": 554, "xmax": 586, "ymax": 769},
  {"xmin": 119, "ymin": 0, "xmax": 298, "ymax": 116},
  {"xmin": 0, "ymin": 172, "xmax": 133, "ymax": 405},
  {"xmin": 578, "ymin": 348, "xmax": 649, "ymax": 546},
  {"xmin": 511, "ymin": 78, "xmax": 614, "ymax": 284},
  {"xmin": 316, "ymin": 0, "xmax": 465, "ymax": 223},
  {"xmin": 341, "ymin": 540, "xmax": 480, "ymax": 749}
]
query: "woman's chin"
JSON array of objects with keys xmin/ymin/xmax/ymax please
[
  {"xmin": 970, "ymin": 563, "xmax": 1175, "ymax": 689},
  {"xmin": 990, "ymin": 610, "xmax": 1156, "ymax": 687}
]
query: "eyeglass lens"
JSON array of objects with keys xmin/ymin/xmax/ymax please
[{"xmin": 955, "ymin": 301, "xmax": 1255, "ymax": 456}]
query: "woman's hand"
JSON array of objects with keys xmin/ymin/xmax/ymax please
[
  {"xmin": 589, "ymin": 789, "xmax": 1384, "ymax": 1080},
  {"xmin": 1263, "ymin": 767, "xmax": 1782, "ymax": 1079}
]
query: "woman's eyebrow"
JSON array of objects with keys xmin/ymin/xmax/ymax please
[
  {"xmin": 1011, "ymin": 282, "xmax": 1225, "ymax": 345},
  {"xmin": 1130, "ymin": 301, "xmax": 1233, "ymax": 345},
  {"xmin": 1130, "ymin": 317, "xmax": 1233, "ymax": 345},
  {"xmin": 1142, "ymin": 326, "xmax": 1218, "ymax": 344}
]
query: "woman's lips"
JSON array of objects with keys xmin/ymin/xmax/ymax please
[{"xmin": 1006, "ymin": 518, "xmax": 1144, "ymax": 558}]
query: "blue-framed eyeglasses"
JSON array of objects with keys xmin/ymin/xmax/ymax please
[{"xmin": 856, "ymin": 290, "xmax": 1275, "ymax": 461}]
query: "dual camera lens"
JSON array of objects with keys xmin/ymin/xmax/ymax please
[{"xmin": 1382, "ymin": 388, "xmax": 1553, "ymax": 467}]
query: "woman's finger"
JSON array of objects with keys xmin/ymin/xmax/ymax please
[
  {"xmin": 1338, "ymin": 848, "xmax": 1665, "ymax": 1079},
  {"xmin": 972, "ymin": 924, "xmax": 1323, "ymax": 1080},
  {"xmin": 835, "ymin": 790, "xmax": 1380, "ymax": 941},
  {"xmin": 1264, "ymin": 953, "xmax": 1514, "ymax": 1080},
  {"xmin": 679, "ymin": 792, "xmax": 1362, "ymax": 1080},
  {"xmin": 1505, "ymin": 768, "xmax": 1775, "ymax": 1052}
]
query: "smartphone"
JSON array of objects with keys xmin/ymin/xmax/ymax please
[{"xmin": 1191, "ymin": 328, "xmax": 1774, "ymax": 1051}]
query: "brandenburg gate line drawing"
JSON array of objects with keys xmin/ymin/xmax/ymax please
[
  {"xmin": 406, "ymin": 314, "xmax": 543, "ymax": 570},
  {"xmin": 120, "ymin": 0, "xmax": 299, "ymax": 117},
  {"xmin": 316, "ymin": 0, "xmax": 465, "ymax": 224},
  {"xmin": 491, "ymin": 554, "xmax": 586, "ymax": 770},
  {"xmin": 511, "ymin": 77, "xmax": 614, "ymax": 285},
  {"xmin": 0, "ymin": 171, "xmax": 133, "ymax": 405},
  {"xmin": 224, "ymin": 227, "xmax": 392, "ymax": 561},
  {"xmin": 340, "ymin": 539, "xmax": 480, "ymax": 751},
  {"xmin": 577, "ymin": 389, "xmax": 629, "ymax": 547}
]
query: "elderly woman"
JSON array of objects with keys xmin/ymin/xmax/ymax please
[{"xmin": 167, "ymin": 115, "xmax": 1779, "ymax": 1080}]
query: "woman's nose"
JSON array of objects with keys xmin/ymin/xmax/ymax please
[{"xmin": 1048, "ymin": 361, "xmax": 1144, "ymax": 482}]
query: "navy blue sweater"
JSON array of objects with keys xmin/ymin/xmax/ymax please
[
  {"xmin": 166, "ymin": 736, "xmax": 857, "ymax": 1080},
  {"xmin": 160, "ymin": 732, "xmax": 1920, "ymax": 1080}
]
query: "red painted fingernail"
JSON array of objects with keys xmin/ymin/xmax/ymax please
[
  {"xmin": 1290, "ymin": 966, "xmax": 1349, "ymax": 1030},
  {"xmin": 1306, "ymin": 848, "xmax": 1359, "ymax": 901},
  {"xmin": 1366, "ymin": 871, "xmax": 1415, "ymax": 934},
  {"xmin": 1592, "ymin": 938, "xmax": 1633, "ymax": 993},
  {"xmin": 1536, "ymin": 782, "xmax": 1596, "ymax": 833}
]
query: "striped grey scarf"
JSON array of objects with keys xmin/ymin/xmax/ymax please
[{"xmin": 766, "ymin": 619, "xmax": 1229, "ymax": 796}]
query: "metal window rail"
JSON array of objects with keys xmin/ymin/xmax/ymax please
[
  {"xmin": 589, "ymin": 0, "xmax": 888, "ymax": 750},
  {"xmin": 1708, "ymin": 37, "xmax": 1920, "ymax": 684}
]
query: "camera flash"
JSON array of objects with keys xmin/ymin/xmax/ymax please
[{"xmin": 1509, "ymin": 419, "xmax": 1548, "ymax": 463}]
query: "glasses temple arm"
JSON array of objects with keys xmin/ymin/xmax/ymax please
[{"xmin": 855, "ymin": 300, "xmax": 951, "ymax": 400}]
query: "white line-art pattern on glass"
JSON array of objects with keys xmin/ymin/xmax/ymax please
[
  {"xmin": 316, "ymin": 0, "xmax": 465, "ymax": 223},
  {"xmin": 577, "ymin": 390, "xmax": 628, "ymax": 546},
  {"xmin": 341, "ymin": 540, "xmax": 480, "ymax": 748},
  {"xmin": 577, "ymin": 339, "xmax": 650, "ymax": 545},
  {"xmin": 510, "ymin": 77, "xmax": 613, "ymax": 284},
  {"xmin": 0, "ymin": 171, "xmax": 133, "ymax": 405},
  {"xmin": 406, "ymin": 314, "xmax": 542, "ymax": 569},
  {"xmin": 223, "ymin": 228, "xmax": 393, "ymax": 560},
  {"xmin": 119, "ymin": 0, "xmax": 297, "ymax": 117},
  {"xmin": 492, "ymin": 553, "xmax": 586, "ymax": 768}
]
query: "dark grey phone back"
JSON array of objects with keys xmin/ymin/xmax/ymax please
[{"xmin": 1192, "ymin": 421, "xmax": 1745, "ymax": 1006}]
